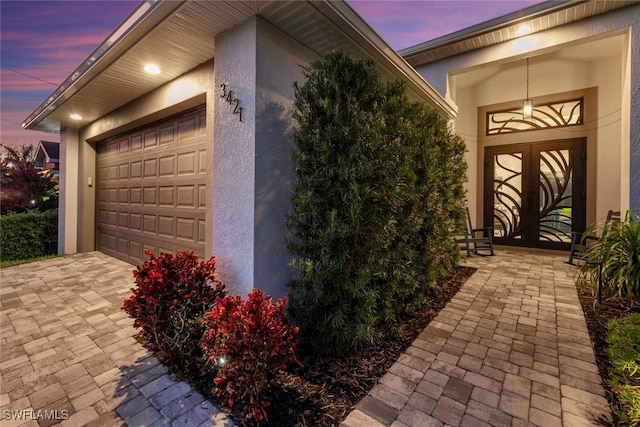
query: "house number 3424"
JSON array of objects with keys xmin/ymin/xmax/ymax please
[{"xmin": 220, "ymin": 84, "xmax": 243, "ymax": 122}]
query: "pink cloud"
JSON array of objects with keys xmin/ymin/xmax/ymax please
[
  {"xmin": 4, "ymin": 30, "xmax": 112, "ymax": 84},
  {"xmin": 1, "ymin": 124, "xmax": 58, "ymax": 148},
  {"xmin": 1, "ymin": 69, "xmax": 59, "ymax": 92},
  {"xmin": 1, "ymin": 0, "xmax": 137, "ymax": 147},
  {"xmin": 0, "ymin": 93, "xmax": 58, "ymax": 147},
  {"xmin": 1, "ymin": 101, "xmax": 47, "ymax": 118},
  {"xmin": 14, "ymin": 32, "xmax": 107, "ymax": 56}
]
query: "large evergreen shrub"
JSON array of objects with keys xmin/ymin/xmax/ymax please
[
  {"xmin": 0, "ymin": 209, "xmax": 58, "ymax": 262},
  {"xmin": 286, "ymin": 52, "xmax": 467, "ymax": 354}
]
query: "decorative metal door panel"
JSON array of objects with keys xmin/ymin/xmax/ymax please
[
  {"xmin": 536, "ymin": 147, "xmax": 574, "ymax": 244},
  {"xmin": 492, "ymin": 151, "xmax": 526, "ymax": 241},
  {"xmin": 485, "ymin": 139, "xmax": 585, "ymax": 250}
]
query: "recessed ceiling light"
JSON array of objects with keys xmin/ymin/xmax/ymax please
[
  {"xmin": 144, "ymin": 64, "xmax": 161, "ymax": 75},
  {"xmin": 517, "ymin": 24, "xmax": 531, "ymax": 36},
  {"xmin": 70, "ymin": 114, "xmax": 82, "ymax": 120}
]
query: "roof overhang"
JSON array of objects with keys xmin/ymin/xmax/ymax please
[
  {"xmin": 23, "ymin": 0, "xmax": 456, "ymax": 134},
  {"xmin": 400, "ymin": 0, "xmax": 637, "ymax": 67}
]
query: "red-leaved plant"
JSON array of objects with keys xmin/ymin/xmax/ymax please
[
  {"xmin": 199, "ymin": 289, "xmax": 300, "ymax": 423},
  {"xmin": 122, "ymin": 249, "xmax": 226, "ymax": 376}
]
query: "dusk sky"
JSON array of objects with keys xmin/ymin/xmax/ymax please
[{"xmin": 1, "ymin": 0, "xmax": 541, "ymax": 148}]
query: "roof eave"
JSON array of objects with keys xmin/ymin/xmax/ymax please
[
  {"xmin": 22, "ymin": 0, "xmax": 186, "ymax": 132},
  {"xmin": 399, "ymin": 0, "xmax": 581, "ymax": 60},
  {"xmin": 24, "ymin": 0, "xmax": 458, "ymax": 133}
]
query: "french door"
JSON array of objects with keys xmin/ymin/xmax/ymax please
[{"xmin": 484, "ymin": 138, "xmax": 586, "ymax": 250}]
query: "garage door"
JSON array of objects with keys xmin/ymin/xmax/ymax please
[{"xmin": 96, "ymin": 108, "xmax": 207, "ymax": 265}]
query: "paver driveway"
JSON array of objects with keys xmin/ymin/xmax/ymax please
[
  {"xmin": 0, "ymin": 252, "xmax": 234, "ymax": 427},
  {"xmin": 1, "ymin": 250, "xmax": 612, "ymax": 427}
]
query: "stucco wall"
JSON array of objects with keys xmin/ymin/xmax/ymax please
[
  {"xmin": 58, "ymin": 128, "xmax": 79, "ymax": 255},
  {"xmin": 447, "ymin": 80, "xmax": 478, "ymax": 221},
  {"xmin": 415, "ymin": 5, "xmax": 639, "ymax": 222},
  {"xmin": 588, "ymin": 55, "xmax": 622, "ymax": 217},
  {"xmin": 254, "ymin": 18, "xmax": 318, "ymax": 298},
  {"xmin": 629, "ymin": 22, "xmax": 640, "ymax": 214},
  {"xmin": 212, "ymin": 19, "xmax": 258, "ymax": 297},
  {"xmin": 213, "ymin": 17, "xmax": 317, "ymax": 299},
  {"xmin": 83, "ymin": 62, "xmax": 213, "ymax": 143}
]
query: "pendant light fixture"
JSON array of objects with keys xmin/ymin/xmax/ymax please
[{"xmin": 523, "ymin": 58, "xmax": 532, "ymax": 118}]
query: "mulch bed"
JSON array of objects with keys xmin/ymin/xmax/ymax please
[
  {"xmin": 182, "ymin": 264, "xmax": 640, "ymax": 426},
  {"xmin": 196, "ymin": 265, "xmax": 476, "ymax": 427},
  {"xmin": 576, "ymin": 282, "xmax": 640, "ymax": 426}
]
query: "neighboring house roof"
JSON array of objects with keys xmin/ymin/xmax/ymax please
[
  {"xmin": 400, "ymin": 0, "xmax": 636, "ymax": 67},
  {"xmin": 22, "ymin": 0, "xmax": 456, "ymax": 135},
  {"xmin": 37, "ymin": 140, "xmax": 60, "ymax": 163}
]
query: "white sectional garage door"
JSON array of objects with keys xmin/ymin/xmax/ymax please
[{"xmin": 96, "ymin": 108, "xmax": 207, "ymax": 265}]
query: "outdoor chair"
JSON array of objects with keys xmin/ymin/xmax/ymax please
[
  {"xmin": 566, "ymin": 209, "xmax": 621, "ymax": 265},
  {"xmin": 456, "ymin": 207, "xmax": 495, "ymax": 256}
]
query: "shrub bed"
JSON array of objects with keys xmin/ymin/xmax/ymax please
[
  {"xmin": 0, "ymin": 209, "xmax": 57, "ymax": 262},
  {"xmin": 122, "ymin": 250, "xmax": 227, "ymax": 376},
  {"xmin": 577, "ymin": 282, "xmax": 640, "ymax": 427},
  {"xmin": 124, "ymin": 250, "xmax": 473, "ymax": 425},
  {"xmin": 606, "ymin": 313, "xmax": 640, "ymax": 425},
  {"xmin": 200, "ymin": 289, "xmax": 300, "ymax": 423},
  {"xmin": 123, "ymin": 251, "xmax": 300, "ymax": 424}
]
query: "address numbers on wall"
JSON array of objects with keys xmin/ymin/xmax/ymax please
[{"xmin": 220, "ymin": 84, "xmax": 243, "ymax": 122}]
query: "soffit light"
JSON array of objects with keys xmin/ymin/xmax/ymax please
[
  {"xmin": 144, "ymin": 64, "xmax": 161, "ymax": 75},
  {"xmin": 523, "ymin": 58, "xmax": 533, "ymax": 118},
  {"xmin": 70, "ymin": 113, "xmax": 82, "ymax": 120},
  {"xmin": 517, "ymin": 24, "xmax": 531, "ymax": 36}
]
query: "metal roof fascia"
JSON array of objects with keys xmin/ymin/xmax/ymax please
[
  {"xmin": 314, "ymin": 0, "xmax": 458, "ymax": 118},
  {"xmin": 22, "ymin": 0, "xmax": 186, "ymax": 131}
]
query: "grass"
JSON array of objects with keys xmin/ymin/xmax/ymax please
[
  {"xmin": 607, "ymin": 313, "xmax": 640, "ymax": 426},
  {"xmin": 575, "ymin": 276, "xmax": 640, "ymax": 426},
  {"xmin": 0, "ymin": 254, "xmax": 60, "ymax": 268}
]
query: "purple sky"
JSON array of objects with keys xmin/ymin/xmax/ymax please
[{"xmin": 0, "ymin": 0, "xmax": 540, "ymax": 147}]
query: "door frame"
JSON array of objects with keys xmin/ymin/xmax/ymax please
[{"xmin": 484, "ymin": 138, "xmax": 586, "ymax": 250}]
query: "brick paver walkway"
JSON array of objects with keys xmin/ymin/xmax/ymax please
[
  {"xmin": 1, "ymin": 250, "xmax": 611, "ymax": 427},
  {"xmin": 0, "ymin": 252, "xmax": 234, "ymax": 427},
  {"xmin": 342, "ymin": 250, "xmax": 611, "ymax": 427}
]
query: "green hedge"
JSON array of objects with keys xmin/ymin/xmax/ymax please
[
  {"xmin": 286, "ymin": 52, "xmax": 467, "ymax": 354},
  {"xmin": 0, "ymin": 209, "xmax": 58, "ymax": 262},
  {"xmin": 607, "ymin": 313, "xmax": 640, "ymax": 426}
]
